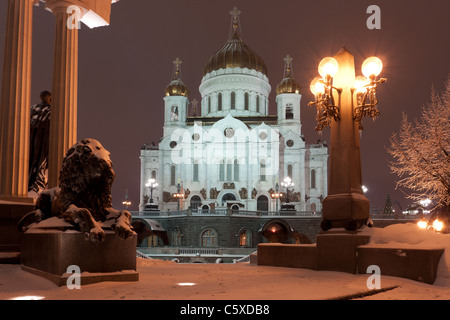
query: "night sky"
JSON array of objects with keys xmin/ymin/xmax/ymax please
[{"xmin": 0, "ymin": 0, "xmax": 449, "ymax": 212}]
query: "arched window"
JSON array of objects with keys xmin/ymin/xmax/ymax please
[
  {"xmin": 256, "ymin": 95, "xmax": 260, "ymax": 113},
  {"xmin": 286, "ymin": 104, "xmax": 293, "ymax": 119},
  {"xmin": 170, "ymin": 165, "xmax": 176, "ymax": 186},
  {"xmin": 231, "ymin": 91, "xmax": 236, "ymax": 109},
  {"xmin": 311, "ymin": 203, "xmax": 317, "ymax": 212},
  {"xmin": 244, "ymin": 92, "xmax": 249, "ymax": 110},
  {"xmin": 227, "ymin": 159, "xmax": 232, "ymax": 181},
  {"xmin": 234, "ymin": 159, "xmax": 239, "ymax": 181},
  {"xmin": 151, "ymin": 170, "xmax": 156, "ymax": 180},
  {"xmin": 172, "ymin": 228, "xmax": 182, "ymax": 247},
  {"xmin": 208, "ymin": 96, "xmax": 211, "ymax": 113},
  {"xmin": 219, "ymin": 160, "xmax": 225, "ymax": 181},
  {"xmin": 260, "ymin": 159, "xmax": 266, "ymax": 181},
  {"xmin": 193, "ymin": 160, "xmax": 199, "ymax": 181},
  {"xmin": 218, "ymin": 93, "xmax": 222, "ymax": 111},
  {"xmin": 201, "ymin": 229, "xmax": 218, "ymax": 247},
  {"xmin": 239, "ymin": 229, "xmax": 251, "ymax": 247},
  {"xmin": 287, "ymin": 164, "xmax": 293, "ymax": 179},
  {"xmin": 311, "ymin": 169, "xmax": 316, "ymax": 189},
  {"xmin": 257, "ymin": 195, "xmax": 269, "ymax": 211}
]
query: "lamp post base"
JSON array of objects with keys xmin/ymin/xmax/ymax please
[{"xmin": 321, "ymin": 192, "xmax": 370, "ymax": 231}]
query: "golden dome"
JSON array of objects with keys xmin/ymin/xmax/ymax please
[
  {"xmin": 276, "ymin": 55, "xmax": 300, "ymax": 95},
  {"xmin": 276, "ymin": 77, "xmax": 300, "ymax": 95},
  {"xmin": 165, "ymin": 58, "xmax": 189, "ymax": 97},
  {"xmin": 165, "ymin": 79, "xmax": 189, "ymax": 97},
  {"xmin": 203, "ymin": 25, "xmax": 267, "ymax": 76}
]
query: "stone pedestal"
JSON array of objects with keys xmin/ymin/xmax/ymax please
[
  {"xmin": 21, "ymin": 229, "xmax": 139, "ymax": 286},
  {"xmin": 0, "ymin": 201, "xmax": 35, "ymax": 254},
  {"xmin": 316, "ymin": 232, "xmax": 370, "ymax": 274},
  {"xmin": 357, "ymin": 246, "xmax": 444, "ymax": 284}
]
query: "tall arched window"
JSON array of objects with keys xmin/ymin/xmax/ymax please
[
  {"xmin": 208, "ymin": 96, "xmax": 211, "ymax": 113},
  {"xmin": 311, "ymin": 169, "xmax": 316, "ymax": 189},
  {"xmin": 230, "ymin": 91, "xmax": 236, "ymax": 109},
  {"xmin": 201, "ymin": 229, "xmax": 218, "ymax": 247},
  {"xmin": 218, "ymin": 93, "xmax": 222, "ymax": 111},
  {"xmin": 151, "ymin": 170, "xmax": 156, "ymax": 180},
  {"xmin": 239, "ymin": 229, "xmax": 251, "ymax": 247},
  {"xmin": 234, "ymin": 159, "xmax": 239, "ymax": 181},
  {"xmin": 226, "ymin": 159, "xmax": 232, "ymax": 181},
  {"xmin": 244, "ymin": 92, "xmax": 249, "ymax": 110},
  {"xmin": 260, "ymin": 159, "xmax": 266, "ymax": 181},
  {"xmin": 219, "ymin": 160, "xmax": 225, "ymax": 181},
  {"xmin": 193, "ymin": 160, "xmax": 199, "ymax": 181},
  {"xmin": 256, "ymin": 95, "xmax": 260, "ymax": 113},
  {"xmin": 172, "ymin": 228, "xmax": 182, "ymax": 247},
  {"xmin": 287, "ymin": 164, "xmax": 293, "ymax": 179},
  {"xmin": 170, "ymin": 165, "xmax": 176, "ymax": 186},
  {"xmin": 286, "ymin": 104, "xmax": 294, "ymax": 119}
]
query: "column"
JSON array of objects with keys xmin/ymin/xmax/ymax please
[
  {"xmin": 321, "ymin": 48, "xmax": 369, "ymax": 230},
  {"xmin": 46, "ymin": 0, "xmax": 79, "ymax": 187},
  {"xmin": 0, "ymin": 0, "xmax": 35, "ymax": 203}
]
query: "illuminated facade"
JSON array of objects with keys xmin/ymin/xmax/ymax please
[{"xmin": 139, "ymin": 8, "xmax": 328, "ymax": 214}]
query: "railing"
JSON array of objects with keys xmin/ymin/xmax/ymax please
[
  {"xmin": 178, "ymin": 248, "xmax": 219, "ymax": 256},
  {"xmin": 234, "ymin": 251, "xmax": 257, "ymax": 263},
  {"xmin": 131, "ymin": 209, "xmax": 322, "ymax": 218},
  {"xmin": 136, "ymin": 249, "xmax": 151, "ymax": 259}
]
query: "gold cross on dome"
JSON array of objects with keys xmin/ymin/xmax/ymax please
[
  {"xmin": 284, "ymin": 54, "xmax": 293, "ymax": 77},
  {"xmin": 173, "ymin": 57, "xmax": 182, "ymax": 71},
  {"xmin": 229, "ymin": 7, "xmax": 241, "ymax": 24},
  {"xmin": 284, "ymin": 54, "xmax": 293, "ymax": 65},
  {"xmin": 173, "ymin": 57, "xmax": 182, "ymax": 78}
]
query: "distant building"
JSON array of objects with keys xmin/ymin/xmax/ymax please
[
  {"xmin": 134, "ymin": 8, "xmax": 328, "ymax": 259},
  {"xmin": 139, "ymin": 8, "xmax": 328, "ymax": 215}
]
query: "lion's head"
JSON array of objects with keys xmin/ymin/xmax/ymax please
[{"xmin": 58, "ymin": 138, "xmax": 115, "ymax": 221}]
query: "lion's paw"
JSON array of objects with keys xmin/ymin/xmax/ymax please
[
  {"xmin": 87, "ymin": 225, "xmax": 105, "ymax": 242},
  {"xmin": 113, "ymin": 223, "xmax": 134, "ymax": 239}
]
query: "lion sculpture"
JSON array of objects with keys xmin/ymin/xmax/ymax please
[{"xmin": 19, "ymin": 138, "xmax": 134, "ymax": 241}]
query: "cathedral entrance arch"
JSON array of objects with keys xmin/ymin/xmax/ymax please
[
  {"xmin": 257, "ymin": 195, "xmax": 269, "ymax": 212},
  {"xmin": 221, "ymin": 193, "xmax": 236, "ymax": 206},
  {"xmin": 190, "ymin": 195, "xmax": 202, "ymax": 209}
]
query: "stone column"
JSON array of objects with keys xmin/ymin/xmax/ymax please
[
  {"xmin": 45, "ymin": 0, "xmax": 79, "ymax": 188},
  {"xmin": 0, "ymin": 0, "xmax": 35, "ymax": 203},
  {"xmin": 321, "ymin": 48, "xmax": 369, "ymax": 230}
]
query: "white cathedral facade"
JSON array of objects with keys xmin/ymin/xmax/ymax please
[{"xmin": 139, "ymin": 9, "xmax": 328, "ymax": 213}]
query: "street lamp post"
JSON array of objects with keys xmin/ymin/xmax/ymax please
[
  {"xmin": 122, "ymin": 188, "xmax": 131, "ymax": 210},
  {"xmin": 271, "ymin": 182, "xmax": 283, "ymax": 212},
  {"xmin": 145, "ymin": 178, "xmax": 158, "ymax": 204},
  {"xmin": 308, "ymin": 48, "xmax": 386, "ymax": 231},
  {"xmin": 173, "ymin": 182, "xmax": 184, "ymax": 211},
  {"xmin": 281, "ymin": 177, "xmax": 294, "ymax": 203}
]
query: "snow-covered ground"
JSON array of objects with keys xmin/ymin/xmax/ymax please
[{"xmin": 0, "ymin": 223, "xmax": 449, "ymax": 301}]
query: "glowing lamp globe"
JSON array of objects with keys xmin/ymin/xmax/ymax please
[
  {"xmin": 318, "ymin": 57, "xmax": 339, "ymax": 78},
  {"xmin": 354, "ymin": 76, "xmax": 369, "ymax": 93},
  {"xmin": 362, "ymin": 56, "xmax": 383, "ymax": 78},
  {"xmin": 310, "ymin": 77, "xmax": 325, "ymax": 95}
]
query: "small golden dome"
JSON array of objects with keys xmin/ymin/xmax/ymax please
[
  {"xmin": 276, "ymin": 55, "xmax": 300, "ymax": 95},
  {"xmin": 165, "ymin": 79, "xmax": 189, "ymax": 97},
  {"xmin": 165, "ymin": 57, "xmax": 189, "ymax": 97},
  {"xmin": 276, "ymin": 77, "xmax": 300, "ymax": 95}
]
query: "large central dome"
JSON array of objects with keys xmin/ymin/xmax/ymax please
[{"xmin": 203, "ymin": 22, "xmax": 267, "ymax": 76}]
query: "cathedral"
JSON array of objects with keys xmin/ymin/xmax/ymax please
[{"xmin": 138, "ymin": 8, "xmax": 328, "ymax": 215}]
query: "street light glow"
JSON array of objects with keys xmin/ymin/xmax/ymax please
[
  {"xmin": 318, "ymin": 57, "xmax": 339, "ymax": 78},
  {"xmin": 362, "ymin": 56, "xmax": 383, "ymax": 78}
]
